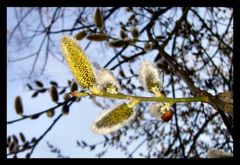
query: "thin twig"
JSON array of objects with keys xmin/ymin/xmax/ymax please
[
  {"xmin": 128, "ymin": 137, "xmax": 148, "ymax": 158},
  {"xmin": 28, "ymin": 113, "xmax": 63, "ymax": 157},
  {"xmin": 7, "ymin": 97, "xmax": 75, "ymax": 124}
]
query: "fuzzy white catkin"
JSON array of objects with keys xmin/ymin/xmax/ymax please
[
  {"xmin": 148, "ymin": 103, "xmax": 164, "ymax": 120},
  {"xmin": 207, "ymin": 148, "xmax": 233, "ymax": 158},
  {"xmin": 96, "ymin": 69, "xmax": 121, "ymax": 93},
  {"xmin": 139, "ymin": 61, "xmax": 161, "ymax": 93},
  {"xmin": 148, "ymin": 102, "xmax": 171, "ymax": 120}
]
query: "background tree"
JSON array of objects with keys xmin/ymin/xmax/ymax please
[{"xmin": 7, "ymin": 7, "xmax": 233, "ymax": 158}]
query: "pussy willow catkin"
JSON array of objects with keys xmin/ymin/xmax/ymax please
[
  {"xmin": 96, "ymin": 69, "xmax": 121, "ymax": 94},
  {"xmin": 91, "ymin": 103, "xmax": 136, "ymax": 134},
  {"xmin": 139, "ymin": 61, "xmax": 162, "ymax": 95},
  {"xmin": 61, "ymin": 36, "xmax": 96, "ymax": 89}
]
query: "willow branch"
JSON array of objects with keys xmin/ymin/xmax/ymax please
[{"xmin": 72, "ymin": 91, "xmax": 206, "ymax": 104}]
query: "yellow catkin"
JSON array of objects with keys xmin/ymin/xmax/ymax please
[
  {"xmin": 95, "ymin": 103, "xmax": 133, "ymax": 128},
  {"xmin": 61, "ymin": 36, "xmax": 96, "ymax": 89},
  {"xmin": 92, "ymin": 100, "xmax": 139, "ymax": 134}
]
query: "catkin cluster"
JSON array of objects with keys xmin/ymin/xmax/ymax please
[
  {"xmin": 139, "ymin": 61, "xmax": 173, "ymax": 122},
  {"xmin": 61, "ymin": 34, "xmax": 174, "ymax": 134}
]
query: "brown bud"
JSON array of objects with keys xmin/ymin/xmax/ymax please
[
  {"xmin": 38, "ymin": 89, "xmax": 47, "ymax": 93},
  {"xmin": 50, "ymin": 81, "xmax": 58, "ymax": 87},
  {"xmin": 144, "ymin": 42, "xmax": 152, "ymax": 52},
  {"xmin": 87, "ymin": 33, "xmax": 108, "ymax": 41},
  {"xmin": 131, "ymin": 27, "xmax": 139, "ymax": 39},
  {"xmin": 62, "ymin": 104, "xmax": 69, "ymax": 115},
  {"xmin": 35, "ymin": 80, "xmax": 44, "ymax": 88},
  {"xmin": 30, "ymin": 114, "xmax": 40, "ymax": 120},
  {"xmin": 49, "ymin": 86, "xmax": 59, "ymax": 102},
  {"xmin": 14, "ymin": 96, "xmax": 23, "ymax": 115},
  {"xmin": 63, "ymin": 93, "xmax": 70, "ymax": 101},
  {"xmin": 161, "ymin": 110, "xmax": 173, "ymax": 122},
  {"xmin": 123, "ymin": 38, "xmax": 135, "ymax": 45},
  {"xmin": 9, "ymin": 142, "xmax": 15, "ymax": 153},
  {"xmin": 150, "ymin": 41, "xmax": 157, "ymax": 49},
  {"xmin": 13, "ymin": 142, "xmax": 19, "ymax": 153},
  {"xmin": 94, "ymin": 8, "xmax": 104, "ymax": 29},
  {"xmin": 120, "ymin": 29, "xmax": 128, "ymax": 39},
  {"xmin": 7, "ymin": 136, "xmax": 12, "ymax": 145},
  {"xmin": 31, "ymin": 137, "xmax": 37, "ymax": 144},
  {"xmin": 128, "ymin": 14, "xmax": 135, "ymax": 22},
  {"xmin": 126, "ymin": 7, "xmax": 133, "ymax": 12},
  {"xmin": 108, "ymin": 40, "xmax": 126, "ymax": 48},
  {"xmin": 23, "ymin": 141, "xmax": 30, "ymax": 150},
  {"xmin": 19, "ymin": 132, "xmax": 26, "ymax": 143},
  {"xmin": 75, "ymin": 30, "xmax": 87, "ymax": 41},
  {"xmin": 12, "ymin": 135, "xmax": 18, "ymax": 144},
  {"xmin": 70, "ymin": 81, "xmax": 78, "ymax": 92},
  {"xmin": 31, "ymin": 91, "xmax": 39, "ymax": 98},
  {"xmin": 67, "ymin": 80, "xmax": 72, "ymax": 86},
  {"xmin": 47, "ymin": 109, "xmax": 55, "ymax": 118}
]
